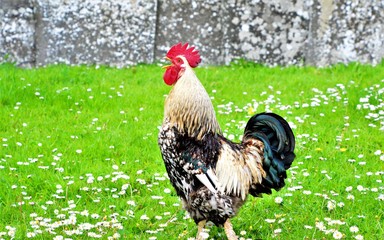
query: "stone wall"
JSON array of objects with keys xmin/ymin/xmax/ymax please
[
  {"xmin": 1, "ymin": 0, "xmax": 383, "ymax": 67},
  {"xmin": 0, "ymin": 0, "xmax": 35, "ymax": 66}
]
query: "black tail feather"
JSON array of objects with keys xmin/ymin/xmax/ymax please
[{"xmin": 243, "ymin": 112, "xmax": 296, "ymax": 196}]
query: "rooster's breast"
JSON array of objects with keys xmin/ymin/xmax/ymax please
[{"xmin": 158, "ymin": 120, "xmax": 196, "ymax": 199}]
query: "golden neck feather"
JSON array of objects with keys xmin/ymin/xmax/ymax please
[{"xmin": 164, "ymin": 66, "xmax": 221, "ymax": 140}]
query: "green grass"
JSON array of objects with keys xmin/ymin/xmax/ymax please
[{"xmin": 0, "ymin": 61, "xmax": 383, "ymax": 239}]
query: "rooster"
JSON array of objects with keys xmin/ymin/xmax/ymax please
[{"xmin": 158, "ymin": 43, "xmax": 296, "ymax": 240}]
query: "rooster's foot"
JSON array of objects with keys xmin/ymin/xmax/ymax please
[
  {"xmin": 224, "ymin": 219, "xmax": 238, "ymax": 240},
  {"xmin": 196, "ymin": 220, "xmax": 207, "ymax": 240}
]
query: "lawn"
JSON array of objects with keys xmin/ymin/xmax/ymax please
[{"xmin": 0, "ymin": 61, "xmax": 383, "ymax": 239}]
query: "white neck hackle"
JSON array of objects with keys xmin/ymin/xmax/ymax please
[{"xmin": 164, "ymin": 56, "xmax": 221, "ymax": 140}]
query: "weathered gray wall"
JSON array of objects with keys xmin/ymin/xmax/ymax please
[
  {"xmin": 0, "ymin": 0, "xmax": 35, "ymax": 66},
  {"xmin": 1, "ymin": 0, "xmax": 383, "ymax": 67},
  {"xmin": 34, "ymin": 0, "xmax": 157, "ymax": 67}
]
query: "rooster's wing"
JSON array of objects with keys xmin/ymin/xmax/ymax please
[{"xmin": 178, "ymin": 133, "xmax": 220, "ymax": 193}]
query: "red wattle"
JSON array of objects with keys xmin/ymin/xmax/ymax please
[{"xmin": 163, "ymin": 66, "xmax": 180, "ymax": 85}]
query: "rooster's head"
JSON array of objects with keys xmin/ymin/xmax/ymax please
[{"xmin": 163, "ymin": 43, "xmax": 201, "ymax": 85}]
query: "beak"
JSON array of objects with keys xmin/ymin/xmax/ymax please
[{"xmin": 162, "ymin": 57, "xmax": 172, "ymax": 69}]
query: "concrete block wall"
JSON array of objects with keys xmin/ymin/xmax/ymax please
[{"xmin": 1, "ymin": 0, "xmax": 383, "ymax": 67}]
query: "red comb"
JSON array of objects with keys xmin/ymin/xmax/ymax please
[{"xmin": 166, "ymin": 42, "xmax": 201, "ymax": 68}]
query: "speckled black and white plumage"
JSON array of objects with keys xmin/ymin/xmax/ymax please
[{"xmin": 158, "ymin": 119, "xmax": 244, "ymax": 226}]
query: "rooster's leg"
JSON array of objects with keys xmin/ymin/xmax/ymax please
[
  {"xmin": 224, "ymin": 219, "xmax": 238, "ymax": 240},
  {"xmin": 196, "ymin": 220, "xmax": 207, "ymax": 240}
]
